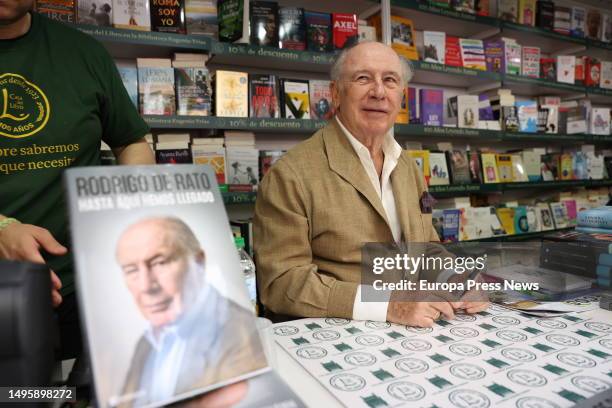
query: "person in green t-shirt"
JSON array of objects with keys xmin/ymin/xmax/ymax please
[{"xmin": 0, "ymin": 1, "xmax": 155, "ymax": 359}]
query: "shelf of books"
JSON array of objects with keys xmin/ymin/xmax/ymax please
[
  {"xmin": 428, "ymin": 180, "xmax": 612, "ymax": 196},
  {"xmin": 143, "ymin": 115, "xmax": 327, "ymax": 132}
]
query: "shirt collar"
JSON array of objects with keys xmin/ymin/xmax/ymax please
[{"xmin": 335, "ymin": 116, "xmax": 402, "ymax": 163}]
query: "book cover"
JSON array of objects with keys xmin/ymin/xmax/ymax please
[
  {"xmin": 526, "ymin": 206, "xmax": 540, "ymax": 232},
  {"xmin": 419, "ymin": 89, "xmax": 444, "ymax": 126},
  {"xmin": 442, "ymin": 209, "xmax": 461, "ymax": 242},
  {"xmin": 77, "ymin": 0, "xmax": 113, "ymax": 25},
  {"xmin": 445, "ymin": 36, "xmax": 463, "ymax": 67},
  {"xmin": 514, "ymin": 206, "xmax": 529, "ymax": 233},
  {"xmin": 567, "ymin": 106, "xmax": 587, "ymax": 134},
  {"xmin": 550, "ymin": 202, "xmax": 569, "ymax": 228},
  {"xmin": 484, "ymin": 40, "xmax": 504, "ymax": 73},
  {"xmin": 218, "ymin": 0, "xmax": 245, "ymax": 43},
  {"xmin": 448, "ymin": 150, "xmax": 471, "ymax": 184},
  {"xmin": 540, "ymin": 58, "xmax": 556, "ymax": 81},
  {"xmin": 408, "ymin": 150, "xmax": 431, "ymax": 181},
  {"xmin": 278, "ymin": 7, "xmax": 306, "ymax": 50},
  {"xmin": 541, "ymin": 153, "xmax": 558, "ymax": 180},
  {"xmin": 478, "ymin": 94, "xmax": 495, "ymax": 120},
  {"xmin": 37, "ymin": 0, "xmax": 76, "ymax": 23},
  {"xmin": 112, "ymin": 0, "xmax": 151, "ymax": 30},
  {"xmin": 390, "ymin": 15, "xmax": 418, "ymax": 60},
  {"xmin": 175, "ymin": 67, "xmax": 212, "ymax": 116},
  {"xmin": 192, "ymin": 145, "xmax": 226, "ymax": 183},
  {"xmin": 496, "ymin": 208, "xmax": 516, "ymax": 235},
  {"xmin": 522, "ymin": 150, "xmax": 541, "ymax": 181},
  {"xmin": 498, "ymin": 0, "xmax": 518, "ymax": 22},
  {"xmin": 590, "ymin": 108, "xmax": 611, "ymax": 135},
  {"xmin": 573, "ymin": 151, "xmax": 588, "ymax": 180},
  {"xmin": 308, "ymin": 80, "xmax": 333, "ymax": 121},
  {"xmin": 423, "ymin": 31, "xmax": 446, "ymax": 64},
  {"xmin": 521, "ymin": 46, "xmax": 540, "ymax": 77},
  {"xmin": 156, "ymin": 146, "xmax": 193, "ymax": 164},
  {"xmin": 137, "ymin": 59, "xmax": 175, "ymax": 116},
  {"xmin": 396, "ymin": 87, "xmax": 409, "ymax": 124},
  {"xmin": 457, "ymin": 95, "xmax": 479, "ymax": 128},
  {"xmin": 511, "ymin": 154, "xmax": 528, "ymax": 181},
  {"xmin": 215, "ymin": 70, "xmax": 248, "ymax": 117},
  {"xmin": 249, "ymin": 74, "xmax": 279, "ymax": 118},
  {"xmin": 358, "ymin": 24, "xmax": 376, "ymax": 42},
  {"xmin": 280, "ymin": 79, "xmax": 310, "ymax": 119},
  {"xmin": 250, "ymin": 1, "xmax": 278, "ymax": 46},
  {"xmin": 481, "ymin": 152, "xmax": 500, "ymax": 183},
  {"xmin": 150, "ymin": 0, "xmax": 186, "ymax": 33},
  {"xmin": 602, "ymin": 14, "xmax": 612, "ymax": 42},
  {"xmin": 226, "ymin": 147, "xmax": 259, "ymax": 186},
  {"xmin": 185, "ymin": 0, "xmax": 218, "ymax": 37},
  {"xmin": 429, "ymin": 152, "xmax": 450, "ymax": 185},
  {"xmin": 503, "ymin": 40, "xmax": 522, "ymax": 75},
  {"xmin": 577, "ymin": 207, "xmax": 612, "ymax": 229},
  {"xmin": 459, "ymin": 39, "xmax": 487, "ymax": 70},
  {"xmin": 446, "ymin": 96, "xmax": 458, "ymax": 126},
  {"xmin": 586, "ymin": 57, "xmax": 601, "ymax": 87},
  {"xmin": 563, "ymin": 199, "xmax": 578, "ymax": 226},
  {"xmin": 116, "ymin": 61, "xmax": 138, "ymax": 108},
  {"xmin": 64, "ymin": 165, "xmax": 269, "ymax": 408},
  {"xmin": 559, "ymin": 153, "xmax": 574, "ymax": 180},
  {"xmin": 601, "ymin": 61, "xmax": 612, "ymax": 89},
  {"xmin": 516, "ymin": 100, "xmax": 538, "ymax": 132},
  {"xmin": 554, "ymin": 6, "xmax": 571, "ymax": 35},
  {"xmin": 408, "ymin": 87, "xmax": 419, "ymax": 123},
  {"xmin": 468, "ymin": 150, "xmax": 483, "ymax": 183},
  {"xmin": 452, "ymin": 0, "xmax": 476, "ymax": 14},
  {"xmin": 432, "ymin": 209, "xmax": 445, "ymax": 239},
  {"xmin": 259, "ymin": 150, "xmax": 285, "ymax": 179},
  {"xmin": 575, "ymin": 55, "xmax": 586, "ymax": 84},
  {"xmin": 305, "ymin": 11, "xmax": 332, "ymax": 52},
  {"xmin": 537, "ymin": 204, "xmax": 555, "ymax": 230},
  {"xmin": 536, "ymin": 0, "xmax": 554, "ymax": 30},
  {"xmin": 332, "ymin": 13, "xmax": 358, "ymax": 50},
  {"xmin": 496, "ymin": 154, "xmax": 513, "ymax": 182},
  {"xmin": 570, "ymin": 6, "xmax": 586, "ymax": 37},
  {"xmin": 518, "ymin": 0, "xmax": 536, "ymax": 26},
  {"xmin": 556, "ymin": 55, "xmax": 576, "ymax": 84},
  {"xmin": 586, "ymin": 9, "xmax": 602, "ymax": 39},
  {"xmin": 586, "ymin": 151, "xmax": 605, "ymax": 179},
  {"xmin": 502, "ymin": 105, "xmax": 520, "ymax": 132}
]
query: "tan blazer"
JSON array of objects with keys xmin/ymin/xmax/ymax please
[{"xmin": 253, "ymin": 120, "xmax": 440, "ymax": 320}]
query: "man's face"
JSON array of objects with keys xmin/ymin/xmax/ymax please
[
  {"xmin": 116, "ymin": 220, "xmax": 191, "ymax": 329},
  {"xmin": 331, "ymin": 43, "xmax": 404, "ymax": 139},
  {"xmin": 0, "ymin": 0, "xmax": 33, "ymax": 25}
]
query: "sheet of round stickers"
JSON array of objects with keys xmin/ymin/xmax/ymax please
[{"xmin": 273, "ymin": 296, "xmax": 612, "ymax": 408}]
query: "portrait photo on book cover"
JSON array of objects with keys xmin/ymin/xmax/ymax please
[{"xmin": 73, "ymin": 208, "xmax": 268, "ymax": 408}]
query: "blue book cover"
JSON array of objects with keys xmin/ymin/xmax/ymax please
[
  {"xmin": 516, "ymin": 100, "xmax": 538, "ymax": 133},
  {"xmin": 442, "ymin": 209, "xmax": 460, "ymax": 242},
  {"xmin": 577, "ymin": 207, "xmax": 612, "ymax": 229},
  {"xmin": 514, "ymin": 206, "xmax": 529, "ymax": 233},
  {"xmin": 117, "ymin": 66, "xmax": 138, "ymax": 108}
]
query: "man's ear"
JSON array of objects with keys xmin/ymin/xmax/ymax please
[
  {"xmin": 194, "ymin": 250, "xmax": 205, "ymax": 265},
  {"xmin": 330, "ymin": 80, "xmax": 341, "ymax": 111}
]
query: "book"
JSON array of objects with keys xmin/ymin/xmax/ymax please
[
  {"xmin": 452, "ymin": 0, "xmax": 476, "ymax": 14},
  {"xmin": 156, "ymin": 144, "xmax": 193, "ymax": 164},
  {"xmin": 514, "ymin": 206, "xmax": 529, "ymax": 233},
  {"xmin": 481, "ymin": 153, "xmax": 500, "ymax": 183},
  {"xmin": 112, "ymin": 0, "xmax": 151, "ymax": 30},
  {"xmin": 537, "ymin": 203, "xmax": 555, "ymax": 230},
  {"xmin": 575, "ymin": 55, "xmax": 587, "ymax": 84},
  {"xmin": 175, "ymin": 67, "xmax": 212, "ymax": 116},
  {"xmin": 550, "ymin": 202, "xmax": 569, "ymax": 228},
  {"xmin": 521, "ymin": 46, "xmax": 540, "ymax": 77},
  {"xmin": 478, "ymin": 94, "xmax": 495, "ymax": 121},
  {"xmin": 192, "ymin": 144, "xmax": 226, "ymax": 184},
  {"xmin": 585, "ymin": 57, "xmax": 601, "ymax": 87},
  {"xmin": 536, "ymin": 0, "xmax": 554, "ymax": 30},
  {"xmin": 408, "ymin": 150, "xmax": 431, "ymax": 181},
  {"xmin": 577, "ymin": 207, "xmax": 612, "ymax": 229},
  {"xmin": 601, "ymin": 61, "xmax": 612, "ymax": 89},
  {"xmin": 586, "ymin": 9, "xmax": 602, "ymax": 40},
  {"xmin": 150, "ymin": 0, "xmax": 186, "ymax": 33},
  {"xmin": 185, "ymin": 0, "xmax": 218, "ymax": 37},
  {"xmin": 558, "ymin": 153, "xmax": 573, "ymax": 180},
  {"xmin": 496, "ymin": 208, "xmax": 516, "ymax": 235},
  {"xmin": 590, "ymin": 108, "xmax": 611, "ymax": 135},
  {"xmin": 37, "ymin": 0, "xmax": 76, "ymax": 23},
  {"xmin": 448, "ymin": 150, "xmax": 471, "ymax": 184},
  {"xmin": 554, "ymin": 6, "xmax": 571, "ymax": 35},
  {"xmin": 501, "ymin": 106, "xmax": 520, "ymax": 132},
  {"xmin": 332, "ymin": 13, "xmax": 358, "ymax": 50},
  {"xmin": 249, "ymin": 74, "xmax": 279, "ymax": 118},
  {"xmin": 459, "ymin": 39, "xmax": 486, "ymax": 70},
  {"xmin": 602, "ymin": 14, "xmax": 612, "ymax": 42},
  {"xmin": 540, "ymin": 153, "xmax": 558, "ymax": 181},
  {"xmin": 556, "ymin": 55, "xmax": 576, "ymax": 84},
  {"xmin": 249, "ymin": 1, "xmax": 278, "ymax": 46},
  {"xmin": 570, "ymin": 6, "xmax": 586, "ymax": 37},
  {"xmin": 567, "ymin": 106, "xmax": 587, "ymax": 134},
  {"xmin": 457, "ymin": 95, "xmax": 479, "ymax": 128},
  {"xmin": 390, "ymin": 15, "xmax": 418, "ymax": 60},
  {"xmin": 516, "ymin": 100, "xmax": 538, "ymax": 133},
  {"xmin": 573, "ymin": 151, "xmax": 588, "ymax": 180},
  {"xmin": 468, "ymin": 150, "xmax": 482, "ymax": 183},
  {"xmin": 226, "ymin": 147, "xmax": 259, "ymax": 186},
  {"xmin": 522, "ymin": 150, "xmax": 541, "ymax": 181},
  {"xmin": 442, "ymin": 209, "xmax": 461, "ymax": 242},
  {"xmin": 518, "ymin": 0, "xmax": 536, "ymax": 26},
  {"xmin": 77, "ymin": 0, "xmax": 112, "ymax": 25},
  {"xmin": 408, "ymin": 87, "xmax": 419, "ymax": 123},
  {"xmin": 563, "ymin": 199, "xmax": 578, "ymax": 226},
  {"xmin": 218, "ymin": 0, "xmax": 247, "ymax": 43},
  {"xmin": 280, "ymin": 79, "xmax": 310, "ymax": 119},
  {"xmin": 116, "ymin": 60, "xmax": 138, "ymax": 108},
  {"xmin": 137, "ymin": 58, "xmax": 175, "ymax": 116},
  {"xmin": 503, "ymin": 39, "xmax": 521, "ymax": 75},
  {"xmin": 484, "ymin": 40, "xmax": 504, "ymax": 73},
  {"xmin": 396, "ymin": 87, "xmax": 409, "ymax": 124},
  {"xmin": 496, "ymin": 154, "xmax": 513, "ymax": 182},
  {"xmin": 308, "ymin": 80, "xmax": 333, "ymax": 121},
  {"xmin": 445, "ymin": 36, "xmax": 463, "ymax": 67},
  {"xmin": 64, "ymin": 164, "xmax": 275, "ymax": 408},
  {"xmin": 432, "ymin": 209, "xmax": 445, "ymax": 239},
  {"xmin": 215, "ymin": 70, "xmax": 248, "ymax": 117},
  {"xmin": 498, "ymin": 0, "xmax": 518, "ymax": 22},
  {"xmin": 419, "ymin": 89, "xmax": 444, "ymax": 126},
  {"xmin": 511, "ymin": 154, "xmax": 528, "ymax": 181},
  {"xmin": 540, "ymin": 58, "xmax": 556, "ymax": 81},
  {"xmin": 259, "ymin": 150, "xmax": 285, "ymax": 179},
  {"xmin": 423, "ymin": 31, "xmax": 446, "ymax": 64},
  {"xmin": 358, "ymin": 23, "xmax": 376, "ymax": 42},
  {"xmin": 305, "ymin": 11, "xmax": 332, "ymax": 52},
  {"xmin": 429, "ymin": 152, "xmax": 450, "ymax": 185},
  {"xmin": 278, "ymin": 7, "xmax": 306, "ymax": 50}
]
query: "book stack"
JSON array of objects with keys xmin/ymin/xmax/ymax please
[
  {"xmin": 225, "ymin": 131, "xmax": 259, "ymax": 191},
  {"xmin": 155, "ymin": 133, "xmax": 192, "ymax": 164}
]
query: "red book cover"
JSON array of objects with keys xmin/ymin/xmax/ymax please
[
  {"xmin": 445, "ymin": 36, "xmax": 463, "ymax": 67},
  {"xmin": 586, "ymin": 57, "xmax": 601, "ymax": 87},
  {"xmin": 575, "ymin": 56, "xmax": 586, "ymax": 84},
  {"xmin": 332, "ymin": 13, "xmax": 358, "ymax": 50}
]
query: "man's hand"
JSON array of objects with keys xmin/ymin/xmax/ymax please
[
  {"xmin": 387, "ymin": 299, "xmax": 462, "ymax": 327},
  {"xmin": 0, "ymin": 221, "xmax": 67, "ymax": 307},
  {"xmin": 447, "ymin": 272, "xmax": 490, "ymax": 315}
]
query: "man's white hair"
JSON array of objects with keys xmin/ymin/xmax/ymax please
[{"xmin": 330, "ymin": 41, "xmax": 414, "ymax": 86}]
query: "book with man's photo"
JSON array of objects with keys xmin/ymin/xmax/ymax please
[{"xmin": 64, "ymin": 165, "xmax": 302, "ymax": 408}]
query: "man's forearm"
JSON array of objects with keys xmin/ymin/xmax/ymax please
[{"xmin": 112, "ymin": 138, "xmax": 155, "ymax": 165}]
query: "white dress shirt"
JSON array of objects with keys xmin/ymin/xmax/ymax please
[{"xmin": 335, "ymin": 117, "xmax": 401, "ymax": 322}]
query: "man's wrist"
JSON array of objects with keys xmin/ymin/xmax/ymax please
[{"xmin": 0, "ymin": 217, "xmax": 20, "ymax": 232}]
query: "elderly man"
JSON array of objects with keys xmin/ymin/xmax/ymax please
[
  {"xmin": 254, "ymin": 42, "xmax": 488, "ymax": 327},
  {"xmin": 115, "ymin": 217, "xmax": 266, "ymax": 407}
]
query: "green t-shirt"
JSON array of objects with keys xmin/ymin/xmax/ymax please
[{"xmin": 0, "ymin": 13, "xmax": 149, "ymax": 294}]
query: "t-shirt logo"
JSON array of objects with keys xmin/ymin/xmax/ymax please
[{"xmin": 0, "ymin": 73, "xmax": 50, "ymax": 139}]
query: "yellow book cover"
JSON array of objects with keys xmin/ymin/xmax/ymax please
[
  {"xmin": 215, "ymin": 70, "xmax": 248, "ymax": 117},
  {"xmin": 496, "ymin": 207, "xmax": 516, "ymax": 235},
  {"xmin": 395, "ymin": 87, "xmax": 409, "ymax": 124},
  {"xmin": 496, "ymin": 154, "xmax": 513, "ymax": 182},
  {"xmin": 559, "ymin": 153, "xmax": 573, "ymax": 180},
  {"xmin": 408, "ymin": 150, "xmax": 431, "ymax": 180},
  {"xmin": 518, "ymin": 0, "xmax": 536, "ymax": 26},
  {"xmin": 390, "ymin": 15, "xmax": 419, "ymax": 61},
  {"xmin": 481, "ymin": 153, "xmax": 499, "ymax": 183}
]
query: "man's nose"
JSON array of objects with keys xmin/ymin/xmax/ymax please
[
  {"xmin": 136, "ymin": 266, "xmax": 159, "ymax": 292},
  {"xmin": 369, "ymin": 78, "xmax": 386, "ymax": 99}
]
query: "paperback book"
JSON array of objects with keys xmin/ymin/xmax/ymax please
[
  {"xmin": 37, "ymin": 0, "xmax": 76, "ymax": 23},
  {"xmin": 218, "ymin": 0, "xmax": 246, "ymax": 43},
  {"xmin": 249, "ymin": 74, "xmax": 279, "ymax": 118},
  {"xmin": 448, "ymin": 149, "xmax": 471, "ymax": 184},
  {"xmin": 332, "ymin": 13, "xmax": 358, "ymax": 50},
  {"xmin": 503, "ymin": 39, "xmax": 522, "ymax": 75},
  {"xmin": 423, "ymin": 31, "xmax": 446, "ymax": 64},
  {"xmin": 226, "ymin": 147, "xmax": 260, "ymax": 186},
  {"xmin": 556, "ymin": 55, "xmax": 576, "ymax": 84},
  {"xmin": 249, "ymin": 1, "xmax": 278, "ymax": 46},
  {"xmin": 497, "ymin": 0, "xmax": 518, "ymax": 22},
  {"xmin": 305, "ymin": 11, "xmax": 332, "ymax": 52},
  {"xmin": 518, "ymin": 0, "xmax": 536, "ymax": 26},
  {"xmin": 150, "ymin": 0, "xmax": 186, "ymax": 33},
  {"xmin": 481, "ymin": 152, "xmax": 500, "ymax": 183},
  {"xmin": 185, "ymin": 0, "xmax": 218, "ymax": 37},
  {"xmin": 78, "ymin": 0, "xmax": 112, "ymax": 25},
  {"xmin": 390, "ymin": 15, "xmax": 418, "ymax": 60},
  {"xmin": 521, "ymin": 46, "xmax": 540, "ymax": 78},
  {"xmin": 445, "ymin": 36, "xmax": 463, "ymax": 67},
  {"xmin": 457, "ymin": 95, "xmax": 479, "ymax": 128},
  {"xmin": 540, "ymin": 58, "xmax": 556, "ymax": 81},
  {"xmin": 516, "ymin": 100, "xmax": 538, "ymax": 133},
  {"xmin": 428, "ymin": 152, "xmax": 450, "ymax": 185},
  {"xmin": 309, "ymin": 80, "xmax": 334, "ymax": 120},
  {"xmin": 459, "ymin": 39, "xmax": 486, "ymax": 70},
  {"xmin": 419, "ymin": 89, "xmax": 444, "ymax": 126},
  {"xmin": 137, "ymin": 58, "xmax": 175, "ymax": 116},
  {"xmin": 570, "ymin": 6, "xmax": 586, "ymax": 37},
  {"xmin": 215, "ymin": 70, "xmax": 248, "ymax": 117},
  {"xmin": 484, "ymin": 40, "xmax": 504, "ymax": 73},
  {"xmin": 175, "ymin": 67, "xmax": 212, "ymax": 116},
  {"xmin": 280, "ymin": 79, "xmax": 310, "ymax": 119},
  {"xmin": 116, "ymin": 60, "xmax": 138, "ymax": 108},
  {"xmin": 112, "ymin": 0, "xmax": 151, "ymax": 30},
  {"xmin": 278, "ymin": 7, "xmax": 306, "ymax": 50},
  {"xmin": 192, "ymin": 145, "xmax": 226, "ymax": 183}
]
